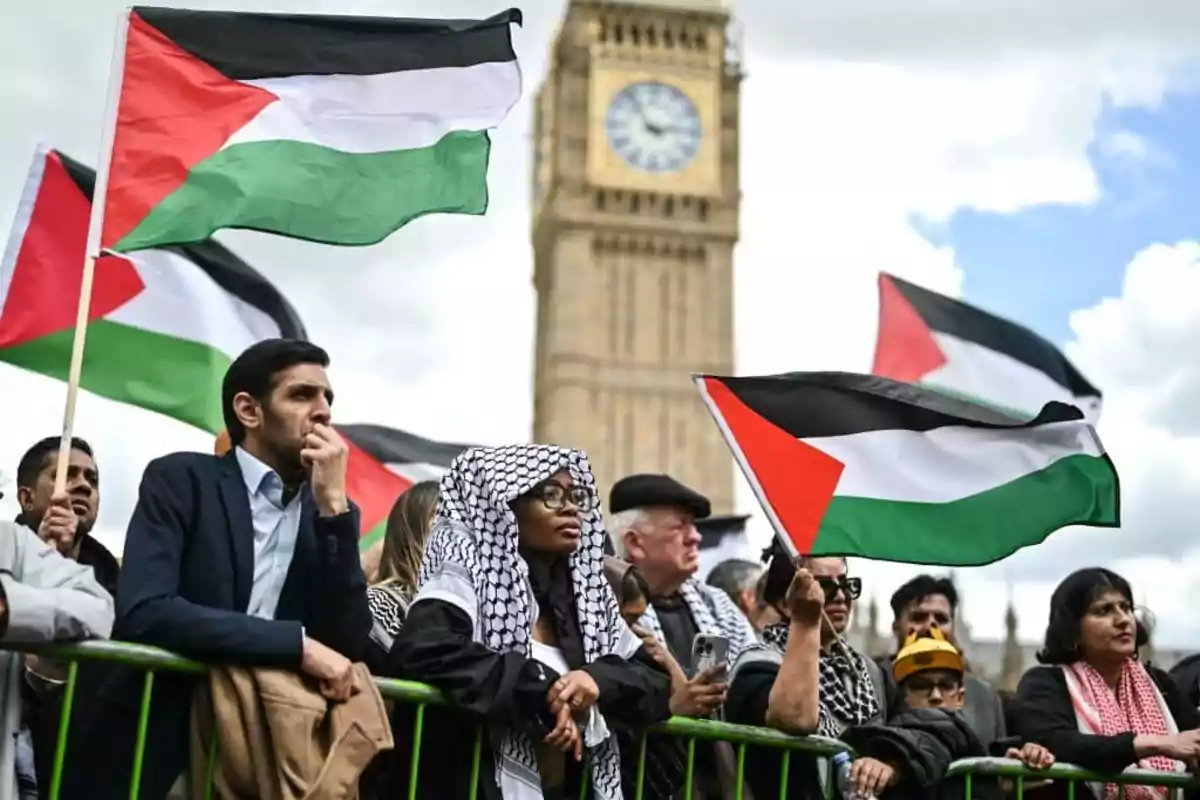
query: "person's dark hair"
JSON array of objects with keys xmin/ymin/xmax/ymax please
[
  {"xmin": 706, "ymin": 559, "xmax": 761, "ymax": 604},
  {"xmin": 1037, "ymin": 567, "xmax": 1148, "ymax": 665},
  {"xmin": 16, "ymin": 436, "xmax": 95, "ymax": 488},
  {"xmin": 889, "ymin": 574, "xmax": 959, "ymax": 619},
  {"xmin": 377, "ymin": 480, "xmax": 441, "ymax": 591},
  {"xmin": 221, "ymin": 339, "xmax": 330, "ymax": 445},
  {"xmin": 620, "ymin": 566, "xmax": 651, "ymax": 606}
]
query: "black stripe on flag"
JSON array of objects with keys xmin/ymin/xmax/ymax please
[
  {"xmin": 340, "ymin": 424, "xmax": 471, "ymax": 468},
  {"xmin": 56, "ymin": 151, "xmax": 307, "ymax": 340},
  {"xmin": 133, "ymin": 7, "xmax": 523, "ymax": 80},
  {"xmin": 706, "ymin": 372, "xmax": 1084, "ymax": 440},
  {"xmin": 885, "ymin": 273, "xmax": 1099, "ymax": 399}
]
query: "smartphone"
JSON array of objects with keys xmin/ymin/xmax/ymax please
[{"xmin": 690, "ymin": 633, "xmax": 730, "ymax": 676}]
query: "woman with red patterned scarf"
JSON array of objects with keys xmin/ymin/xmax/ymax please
[{"xmin": 1018, "ymin": 568, "xmax": 1200, "ymax": 800}]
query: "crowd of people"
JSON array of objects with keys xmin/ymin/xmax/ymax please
[{"xmin": 3, "ymin": 337, "xmax": 1200, "ymax": 800}]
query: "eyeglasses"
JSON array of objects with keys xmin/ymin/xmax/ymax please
[
  {"xmin": 817, "ymin": 575, "xmax": 862, "ymax": 601},
  {"xmin": 905, "ymin": 675, "xmax": 962, "ymax": 697},
  {"xmin": 532, "ymin": 483, "xmax": 593, "ymax": 512}
]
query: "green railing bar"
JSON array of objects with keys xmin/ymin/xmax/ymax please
[
  {"xmin": 13, "ymin": 641, "xmax": 850, "ymax": 757},
  {"xmin": 23, "ymin": 641, "xmax": 1199, "ymax": 797},
  {"xmin": 47, "ymin": 659, "xmax": 79, "ymax": 800},
  {"xmin": 945, "ymin": 757, "xmax": 1198, "ymax": 788}
]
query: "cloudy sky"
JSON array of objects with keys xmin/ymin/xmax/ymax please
[{"xmin": 3, "ymin": 0, "xmax": 1200, "ymax": 648}]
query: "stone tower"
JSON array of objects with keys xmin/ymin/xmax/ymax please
[{"xmin": 530, "ymin": 0, "xmax": 742, "ymax": 510}]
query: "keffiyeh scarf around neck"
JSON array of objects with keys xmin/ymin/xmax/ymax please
[
  {"xmin": 1062, "ymin": 660, "xmax": 1183, "ymax": 800},
  {"xmin": 758, "ymin": 620, "xmax": 881, "ymax": 738},
  {"xmin": 636, "ymin": 578, "xmax": 757, "ymax": 668},
  {"xmin": 415, "ymin": 444, "xmax": 640, "ymax": 800}
]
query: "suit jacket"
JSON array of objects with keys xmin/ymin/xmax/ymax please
[{"xmin": 61, "ymin": 451, "xmax": 372, "ymax": 800}]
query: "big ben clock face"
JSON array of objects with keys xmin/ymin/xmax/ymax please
[{"xmin": 604, "ymin": 81, "xmax": 702, "ymax": 174}]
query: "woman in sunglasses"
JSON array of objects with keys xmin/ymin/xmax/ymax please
[{"xmin": 726, "ymin": 539, "xmax": 893, "ymax": 800}]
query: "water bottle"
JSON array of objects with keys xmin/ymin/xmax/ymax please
[{"xmin": 832, "ymin": 752, "xmax": 877, "ymax": 800}]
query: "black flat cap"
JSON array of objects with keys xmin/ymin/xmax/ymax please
[{"xmin": 609, "ymin": 473, "xmax": 712, "ymax": 520}]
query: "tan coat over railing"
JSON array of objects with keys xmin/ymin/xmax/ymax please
[{"xmin": 188, "ymin": 663, "xmax": 393, "ymax": 800}]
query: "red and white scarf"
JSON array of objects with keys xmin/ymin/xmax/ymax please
[{"xmin": 1063, "ymin": 660, "xmax": 1183, "ymax": 800}]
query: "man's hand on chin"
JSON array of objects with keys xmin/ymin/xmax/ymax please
[{"xmin": 301, "ymin": 423, "xmax": 350, "ymax": 516}]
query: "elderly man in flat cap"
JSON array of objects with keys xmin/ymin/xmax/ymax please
[{"xmin": 608, "ymin": 474, "xmax": 758, "ymax": 799}]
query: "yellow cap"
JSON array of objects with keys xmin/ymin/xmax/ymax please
[
  {"xmin": 214, "ymin": 429, "xmax": 231, "ymax": 456},
  {"xmin": 892, "ymin": 626, "xmax": 964, "ymax": 684}
]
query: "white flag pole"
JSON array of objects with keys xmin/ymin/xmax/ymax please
[{"xmin": 53, "ymin": 8, "xmax": 130, "ymax": 493}]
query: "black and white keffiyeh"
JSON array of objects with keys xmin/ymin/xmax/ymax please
[
  {"xmin": 415, "ymin": 444, "xmax": 640, "ymax": 800},
  {"xmin": 367, "ymin": 583, "xmax": 411, "ymax": 655},
  {"xmin": 636, "ymin": 578, "xmax": 758, "ymax": 668},
  {"xmin": 754, "ymin": 621, "xmax": 881, "ymax": 738}
]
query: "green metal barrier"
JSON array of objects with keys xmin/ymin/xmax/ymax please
[
  {"xmin": 18, "ymin": 640, "xmax": 1194, "ymax": 800},
  {"xmin": 14, "ymin": 639, "xmax": 850, "ymax": 800},
  {"xmin": 945, "ymin": 756, "xmax": 1196, "ymax": 799}
]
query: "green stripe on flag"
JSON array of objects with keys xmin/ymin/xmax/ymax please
[
  {"xmin": 359, "ymin": 517, "xmax": 388, "ymax": 552},
  {"xmin": 0, "ymin": 321, "xmax": 230, "ymax": 432},
  {"xmin": 116, "ymin": 130, "xmax": 493, "ymax": 252},
  {"xmin": 812, "ymin": 454, "xmax": 1118, "ymax": 566}
]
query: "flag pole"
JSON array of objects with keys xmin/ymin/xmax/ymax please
[{"xmin": 53, "ymin": 9, "xmax": 129, "ymax": 494}]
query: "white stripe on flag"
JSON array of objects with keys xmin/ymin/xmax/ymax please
[
  {"xmin": 224, "ymin": 60, "xmax": 522, "ymax": 154},
  {"xmin": 807, "ymin": 419, "xmax": 1105, "ymax": 504}
]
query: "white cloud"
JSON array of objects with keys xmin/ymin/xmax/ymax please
[{"xmin": 3, "ymin": 0, "xmax": 1200, "ymax": 648}]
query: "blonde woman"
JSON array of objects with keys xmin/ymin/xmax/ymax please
[{"xmin": 365, "ymin": 480, "xmax": 440, "ymax": 661}]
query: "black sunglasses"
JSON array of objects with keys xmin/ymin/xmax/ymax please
[{"xmin": 816, "ymin": 575, "xmax": 862, "ymax": 601}]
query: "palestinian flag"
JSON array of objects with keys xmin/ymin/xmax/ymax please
[
  {"xmin": 696, "ymin": 371, "xmax": 1119, "ymax": 566},
  {"xmin": 217, "ymin": 425, "xmax": 470, "ymax": 546},
  {"xmin": 872, "ymin": 273, "xmax": 1101, "ymax": 421},
  {"xmin": 101, "ymin": 7, "xmax": 523, "ymax": 253},
  {"xmin": 0, "ymin": 146, "xmax": 304, "ymax": 433}
]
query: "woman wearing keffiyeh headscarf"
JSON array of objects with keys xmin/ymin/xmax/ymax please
[
  {"xmin": 725, "ymin": 540, "xmax": 895, "ymax": 800},
  {"xmin": 377, "ymin": 445, "xmax": 673, "ymax": 800}
]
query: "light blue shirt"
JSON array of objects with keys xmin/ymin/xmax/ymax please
[{"xmin": 236, "ymin": 447, "xmax": 302, "ymax": 621}]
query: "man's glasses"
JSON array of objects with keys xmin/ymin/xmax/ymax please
[
  {"xmin": 905, "ymin": 675, "xmax": 962, "ymax": 697},
  {"xmin": 532, "ymin": 483, "xmax": 593, "ymax": 512},
  {"xmin": 816, "ymin": 575, "xmax": 862, "ymax": 601}
]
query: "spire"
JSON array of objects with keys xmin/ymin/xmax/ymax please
[
  {"xmin": 1137, "ymin": 595, "xmax": 1157, "ymax": 665},
  {"xmin": 864, "ymin": 595, "xmax": 884, "ymax": 658},
  {"xmin": 1000, "ymin": 593, "xmax": 1023, "ymax": 692}
]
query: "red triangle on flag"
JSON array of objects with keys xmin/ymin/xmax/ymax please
[
  {"xmin": 0, "ymin": 150, "xmax": 144, "ymax": 348},
  {"xmin": 701, "ymin": 377, "xmax": 844, "ymax": 555},
  {"xmin": 345, "ymin": 437, "xmax": 412, "ymax": 537},
  {"xmin": 102, "ymin": 11, "xmax": 274, "ymax": 250},
  {"xmin": 871, "ymin": 272, "xmax": 947, "ymax": 383}
]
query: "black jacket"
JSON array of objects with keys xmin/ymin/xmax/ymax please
[
  {"xmin": 365, "ymin": 599, "xmax": 672, "ymax": 799},
  {"xmin": 843, "ymin": 707, "xmax": 998, "ymax": 800},
  {"xmin": 1016, "ymin": 663, "xmax": 1200, "ymax": 800}
]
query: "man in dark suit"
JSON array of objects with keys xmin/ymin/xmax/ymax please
[{"xmin": 63, "ymin": 339, "xmax": 372, "ymax": 799}]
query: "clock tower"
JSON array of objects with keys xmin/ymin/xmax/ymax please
[{"xmin": 530, "ymin": 0, "xmax": 741, "ymax": 512}]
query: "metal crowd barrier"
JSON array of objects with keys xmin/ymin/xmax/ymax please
[
  {"xmin": 945, "ymin": 757, "xmax": 1196, "ymax": 799},
  {"xmin": 11, "ymin": 640, "xmax": 1196, "ymax": 800},
  {"xmin": 13, "ymin": 639, "xmax": 849, "ymax": 800}
]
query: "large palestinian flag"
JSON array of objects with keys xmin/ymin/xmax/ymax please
[
  {"xmin": 872, "ymin": 273, "xmax": 1101, "ymax": 421},
  {"xmin": 0, "ymin": 146, "xmax": 304, "ymax": 433},
  {"xmin": 696, "ymin": 371, "xmax": 1119, "ymax": 566},
  {"xmin": 101, "ymin": 7, "xmax": 523, "ymax": 253},
  {"xmin": 217, "ymin": 425, "xmax": 470, "ymax": 545}
]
